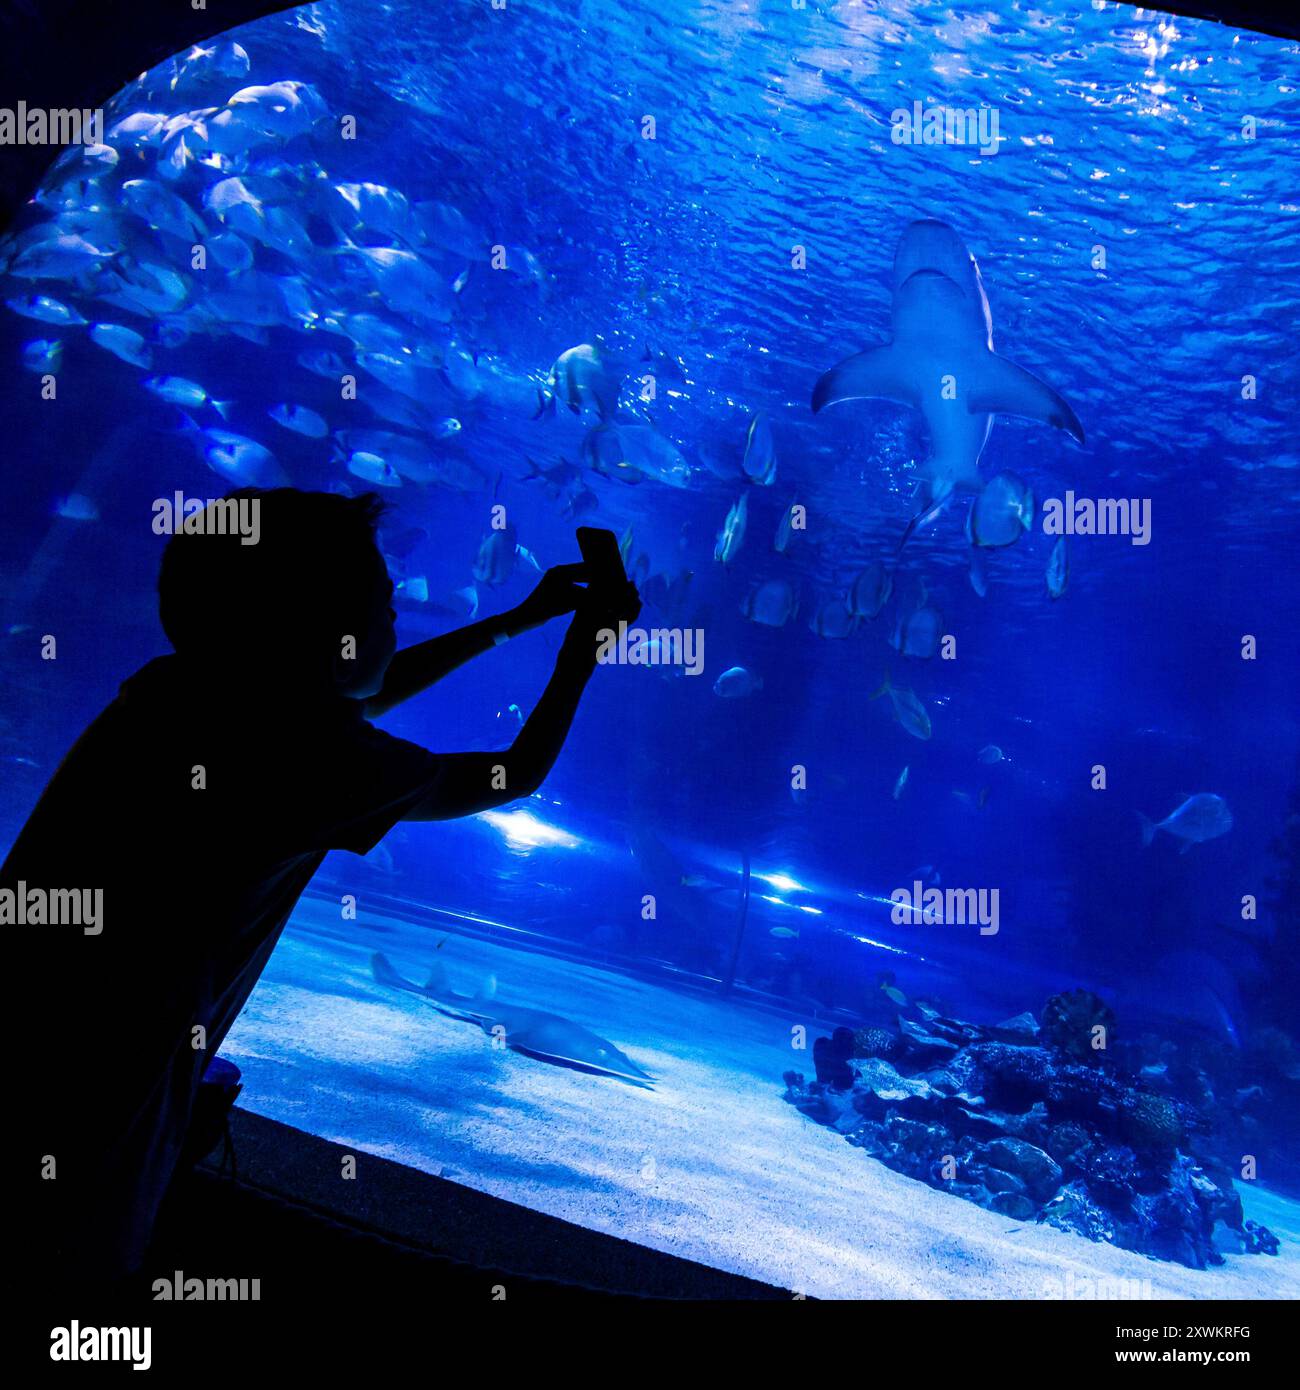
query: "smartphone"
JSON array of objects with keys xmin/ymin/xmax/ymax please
[{"xmin": 576, "ymin": 526, "xmax": 627, "ymax": 590}]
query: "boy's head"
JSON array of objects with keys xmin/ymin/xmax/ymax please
[{"xmin": 159, "ymin": 488, "xmax": 397, "ymax": 698}]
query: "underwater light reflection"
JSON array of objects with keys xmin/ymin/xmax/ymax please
[{"xmin": 476, "ymin": 809, "xmax": 581, "ymax": 851}]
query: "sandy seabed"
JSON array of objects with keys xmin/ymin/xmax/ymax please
[{"xmin": 222, "ymin": 896, "xmax": 1300, "ymax": 1300}]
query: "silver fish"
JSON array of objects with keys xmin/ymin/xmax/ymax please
[
  {"xmin": 1047, "ymin": 535, "xmax": 1069, "ymax": 599},
  {"xmin": 893, "ymin": 764, "xmax": 910, "ymax": 800},
  {"xmin": 474, "ymin": 524, "xmax": 519, "ymax": 586},
  {"xmin": 891, "ymin": 604, "xmax": 942, "ymax": 659},
  {"xmin": 742, "ymin": 410, "xmax": 777, "ymax": 485},
  {"xmin": 346, "ymin": 451, "xmax": 403, "ymax": 488},
  {"xmin": 180, "ymin": 418, "xmax": 287, "ymax": 488},
  {"xmin": 742, "ymin": 578, "xmax": 798, "ymax": 627},
  {"xmin": 144, "ymin": 375, "xmax": 209, "ymax": 408},
  {"xmin": 714, "ymin": 491, "xmax": 748, "ymax": 565},
  {"xmin": 209, "ymin": 232, "xmax": 254, "ymax": 273},
  {"xmin": 6, "ymin": 293, "xmax": 86, "ymax": 327},
  {"xmin": 269, "ymin": 403, "xmax": 328, "ymax": 437},
  {"xmin": 89, "ymin": 322, "xmax": 152, "ymax": 367},
  {"xmin": 713, "ymin": 666, "xmax": 763, "ymax": 698},
  {"xmin": 21, "ymin": 339, "xmax": 61, "ymax": 372},
  {"xmin": 330, "ymin": 182, "xmax": 412, "ymax": 241},
  {"xmin": 870, "ymin": 669, "xmax": 932, "ymax": 740},
  {"xmin": 583, "ymin": 421, "xmax": 691, "ymax": 488},
  {"xmin": 1138, "ymin": 794, "xmax": 1232, "ymax": 852},
  {"xmin": 120, "ymin": 178, "xmax": 206, "ymax": 239},
  {"xmin": 6, "ymin": 233, "xmax": 113, "ymax": 280},
  {"xmin": 536, "ymin": 343, "xmax": 619, "ymax": 420},
  {"xmin": 774, "ymin": 498, "xmax": 800, "ymax": 553},
  {"xmin": 967, "ymin": 472, "xmax": 1035, "ymax": 548},
  {"xmin": 810, "ymin": 598, "xmax": 856, "ymax": 638},
  {"xmin": 849, "ymin": 562, "xmax": 892, "ymax": 619}
]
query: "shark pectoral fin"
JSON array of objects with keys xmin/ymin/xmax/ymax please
[
  {"xmin": 811, "ymin": 345, "xmax": 916, "ymax": 414},
  {"xmin": 969, "ymin": 354, "xmax": 1085, "ymax": 444}
]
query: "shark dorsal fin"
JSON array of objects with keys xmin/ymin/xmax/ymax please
[{"xmin": 371, "ymin": 952, "xmax": 406, "ymax": 988}]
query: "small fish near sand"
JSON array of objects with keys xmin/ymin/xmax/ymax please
[
  {"xmin": 371, "ymin": 953, "xmax": 654, "ymax": 1087},
  {"xmin": 1137, "ymin": 794, "xmax": 1232, "ymax": 853}
]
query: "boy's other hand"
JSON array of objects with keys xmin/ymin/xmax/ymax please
[
  {"xmin": 580, "ymin": 577, "xmax": 641, "ymax": 630},
  {"xmin": 509, "ymin": 563, "xmax": 589, "ymax": 635}
]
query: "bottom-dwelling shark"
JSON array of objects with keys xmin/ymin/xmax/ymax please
[
  {"xmin": 812, "ymin": 218, "xmax": 1085, "ymax": 545},
  {"xmin": 370, "ymin": 952, "xmax": 654, "ymax": 1087}
]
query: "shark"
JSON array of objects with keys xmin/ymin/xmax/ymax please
[
  {"xmin": 812, "ymin": 219, "xmax": 1085, "ymax": 544},
  {"xmin": 370, "ymin": 952, "xmax": 654, "ymax": 1087}
]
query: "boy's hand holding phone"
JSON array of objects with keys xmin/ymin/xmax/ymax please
[{"xmin": 562, "ymin": 527, "xmax": 641, "ymax": 667}]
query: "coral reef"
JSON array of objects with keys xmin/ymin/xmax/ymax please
[
  {"xmin": 1040, "ymin": 988, "xmax": 1116, "ymax": 1060},
  {"xmin": 788, "ymin": 995, "xmax": 1280, "ymax": 1270},
  {"xmin": 851, "ymin": 1026, "xmax": 900, "ymax": 1060}
]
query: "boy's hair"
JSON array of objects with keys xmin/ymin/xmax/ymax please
[{"xmin": 159, "ymin": 488, "xmax": 388, "ymax": 667}]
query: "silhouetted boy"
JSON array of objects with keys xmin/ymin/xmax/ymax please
[{"xmin": 3, "ymin": 486, "xmax": 637, "ymax": 1286}]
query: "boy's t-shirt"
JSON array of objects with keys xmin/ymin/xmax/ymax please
[{"xmin": 2, "ymin": 653, "xmax": 444, "ymax": 1278}]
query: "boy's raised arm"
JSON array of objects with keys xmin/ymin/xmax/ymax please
[
  {"xmin": 403, "ymin": 580, "xmax": 640, "ymax": 821},
  {"xmin": 363, "ymin": 565, "xmax": 588, "ymax": 720}
]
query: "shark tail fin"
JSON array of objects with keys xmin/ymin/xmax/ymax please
[{"xmin": 1137, "ymin": 811, "xmax": 1157, "ymax": 847}]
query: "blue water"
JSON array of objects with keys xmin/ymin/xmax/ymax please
[{"xmin": 1, "ymin": 0, "xmax": 1297, "ymax": 1132}]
